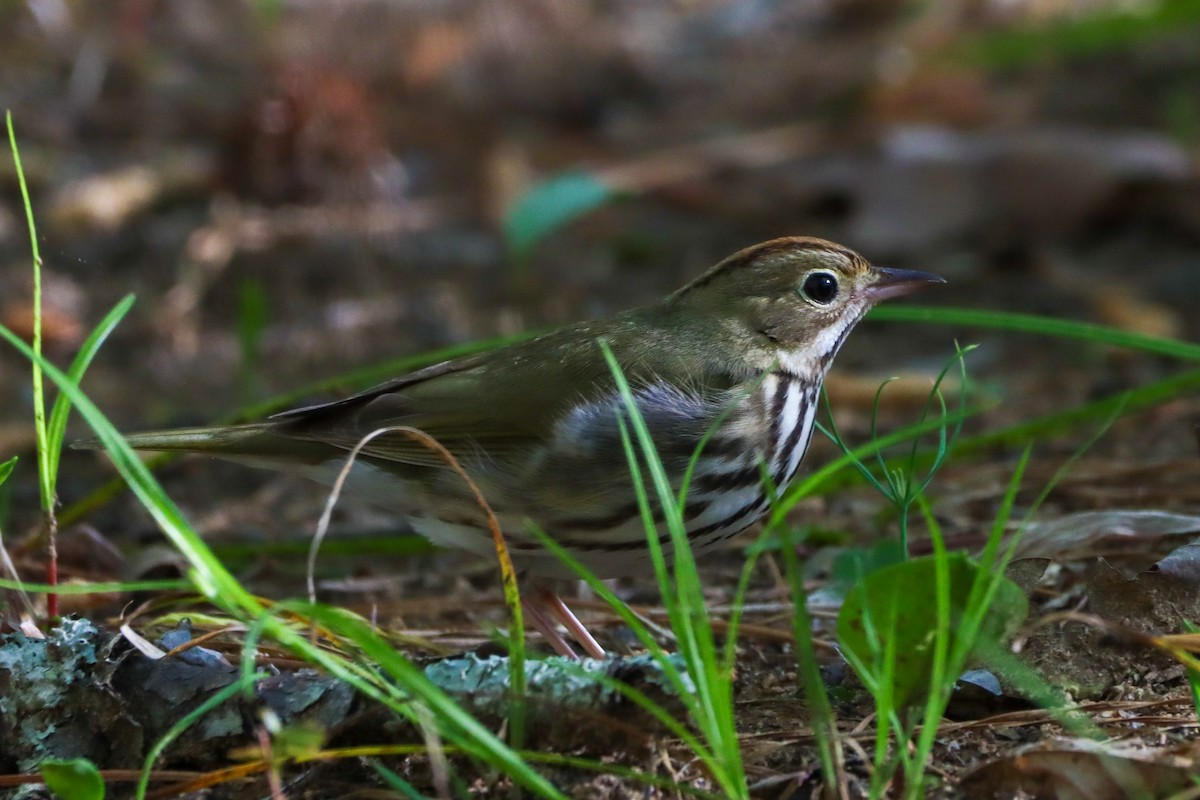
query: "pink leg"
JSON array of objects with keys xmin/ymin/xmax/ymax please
[
  {"xmin": 521, "ymin": 595, "xmax": 579, "ymax": 659},
  {"xmin": 541, "ymin": 591, "xmax": 606, "ymax": 660}
]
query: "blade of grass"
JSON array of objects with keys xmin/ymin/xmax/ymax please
[
  {"xmin": 7, "ymin": 113, "xmax": 47, "ymax": 504},
  {"xmin": 599, "ymin": 342, "xmax": 747, "ymax": 797},
  {"xmin": 0, "ymin": 578, "xmax": 191, "ymax": 593},
  {"xmin": 908, "ymin": 498, "xmax": 952, "ymax": 798},
  {"xmin": 0, "ymin": 457, "xmax": 15, "ymax": 487},
  {"xmin": 47, "ymin": 295, "xmax": 136, "ymax": 480},
  {"xmin": 776, "ymin": 522, "xmax": 843, "ymax": 796},
  {"xmin": 525, "ymin": 525, "xmax": 717, "ymax": 750},
  {"xmin": 869, "ymin": 305, "xmax": 1200, "ymax": 362},
  {"xmin": 8, "ymin": 110, "xmax": 57, "ymax": 614}
]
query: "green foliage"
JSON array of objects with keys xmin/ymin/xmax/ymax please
[
  {"xmin": 830, "ymin": 538, "xmax": 906, "ymax": 594},
  {"xmin": 0, "ymin": 325, "xmax": 567, "ymax": 800},
  {"xmin": 600, "ymin": 339, "xmax": 747, "ymax": 797},
  {"xmin": 776, "ymin": 522, "xmax": 842, "ymax": 790},
  {"xmin": 523, "ymin": 341, "xmax": 752, "ymax": 797},
  {"xmin": 822, "ymin": 343, "xmax": 973, "ymax": 555},
  {"xmin": 817, "ymin": 349, "xmax": 1020, "ymax": 798},
  {"xmin": 836, "ymin": 553, "xmax": 1028, "ymax": 710},
  {"xmin": 8, "ymin": 111, "xmax": 51, "ymax": 522},
  {"xmin": 8, "ymin": 111, "xmax": 137, "ymax": 619},
  {"xmin": 0, "ymin": 456, "xmax": 15, "ymax": 487},
  {"xmin": 870, "ymin": 305, "xmax": 1200, "ymax": 363},
  {"xmin": 39, "ymin": 758, "xmax": 105, "ymax": 800},
  {"xmin": 504, "ymin": 171, "xmax": 615, "ymax": 264},
  {"xmin": 46, "ymin": 297, "xmax": 136, "ymax": 481},
  {"xmin": 371, "ymin": 762, "xmax": 431, "ymax": 799},
  {"xmin": 960, "ymin": 0, "xmax": 1200, "ymax": 67}
]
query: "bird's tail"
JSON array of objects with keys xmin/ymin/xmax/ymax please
[{"xmin": 71, "ymin": 422, "xmax": 316, "ymax": 460}]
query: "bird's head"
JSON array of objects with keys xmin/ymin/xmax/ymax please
[{"xmin": 672, "ymin": 236, "xmax": 944, "ymax": 373}]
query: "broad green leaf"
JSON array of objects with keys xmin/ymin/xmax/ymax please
[
  {"xmin": 39, "ymin": 758, "xmax": 104, "ymax": 800},
  {"xmin": 831, "ymin": 538, "xmax": 907, "ymax": 593},
  {"xmin": 836, "ymin": 553, "xmax": 1027, "ymax": 709},
  {"xmin": 504, "ymin": 171, "xmax": 615, "ymax": 263}
]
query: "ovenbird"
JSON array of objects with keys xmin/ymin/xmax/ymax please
[{"xmin": 84, "ymin": 237, "xmax": 942, "ymax": 658}]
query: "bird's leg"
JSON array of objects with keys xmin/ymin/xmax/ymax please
[
  {"xmin": 520, "ymin": 595, "xmax": 580, "ymax": 659},
  {"xmin": 540, "ymin": 591, "xmax": 606, "ymax": 660}
]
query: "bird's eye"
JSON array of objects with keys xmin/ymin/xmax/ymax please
[{"xmin": 800, "ymin": 272, "xmax": 839, "ymax": 305}]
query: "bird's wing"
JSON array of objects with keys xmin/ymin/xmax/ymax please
[
  {"xmin": 270, "ymin": 355, "xmax": 535, "ymax": 467},
  {"xmin": 270, "ymin": 326, "xmax": 643, "ymax": 468},
  {"xmin": 270, "ymin": 312, "xmax": 747, "ymax": 472}
]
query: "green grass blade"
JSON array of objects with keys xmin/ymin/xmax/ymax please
[
  {"xmin": 777, "ymin": 523, "xmax": 841, "ymax": 790},
  {"xmin": 0, "ymin": 457, "xmax": 16, "ymax": 488},
  {"xmin": 7, "ymin": 112, "xmax": 51, "ymax": 517},
  {"xmin": 869, "ymin": 305, "xmax": 1200, "ymax": 362},
  {"xmin": 370, "ymin": 762, "xmax": 431, "ymax": 799},
  {"xmin": 0, "ymin": 578, "xmax": 191, "ymax": 593},
  {"xmin": 46, "ymin": 295, "xmax": 136, "ymax": 482},
  {"xmin": 599, "ymin": 342, "xmax": 746, "ymax": 797}
]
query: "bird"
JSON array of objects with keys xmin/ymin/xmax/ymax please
[{"xmin": 81, "ymin": 237, "xmax": 943, "ymax": 659}]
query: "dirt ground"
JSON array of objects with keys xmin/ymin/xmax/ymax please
[{"xmin": 2, "ymin": 2, "xmax": 1200, "ymax": 797}]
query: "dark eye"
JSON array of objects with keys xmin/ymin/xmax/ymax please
[{"xmin": 801, "ymin": 272, "xmax": 838, "ymax": 304}]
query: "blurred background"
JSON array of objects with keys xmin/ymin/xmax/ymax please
[{"xmin": 1, "ymin": 0, "xmax": 1198, "ymax": 567}]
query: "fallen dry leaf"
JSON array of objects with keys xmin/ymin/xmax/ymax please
[{"xmin": 959, "ymin": 739, "xmax": 1198, "ymax": 800}]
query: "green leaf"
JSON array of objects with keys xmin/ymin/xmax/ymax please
[
  {"xmin": 0, "ymin": 456, "xmax": 16, "ymax": 487},
  {"xmin": 269, "ymin": 719, "xmax": 326, "ymax": 759},
  {"xmin": 836, "ymin": 553, "xmax": 1027, "ymax": 709},
  {"xmin": 504, "ymin": 171, "xmax": 615, "ymax": 263},
  {"xmin": 831, "ymin": 538, "xmax": 907, "ymax": 592},
  {"xmin": 39, "ymin": 758, "xmax": 104, "ymax": 800}
]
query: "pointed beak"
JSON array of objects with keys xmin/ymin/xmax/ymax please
[{"xmin": 867, "ymin": 266, "xmax": 946, "ymax": 302}]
